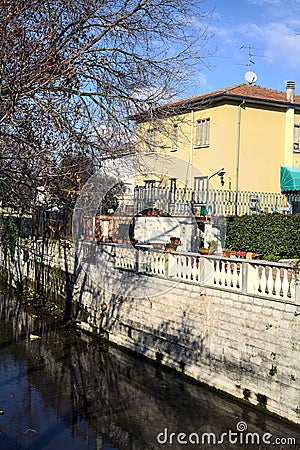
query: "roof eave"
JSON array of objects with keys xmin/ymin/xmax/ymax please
[{"xmin": 131, "ymin": 92, "xmax": 300, "ymax": 122}]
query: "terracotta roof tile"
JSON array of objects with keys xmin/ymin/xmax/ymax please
[{"xmin": 162, "ymin": 83, "xmax": 300, "ymax": 108}]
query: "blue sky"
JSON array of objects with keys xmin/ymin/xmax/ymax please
[{"xmin": 190, "ymin": 0, "xmax": 300, "ymax": 95}]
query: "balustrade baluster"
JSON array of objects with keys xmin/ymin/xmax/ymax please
[
  {"xmin": 272, "ymin": 267, "xmax": 277, "ymax": 295},
  {"xmin": 265, "ymin": 266, "xmax": 270, "ymax": 294},
  {"xmin": 223, "ymin": 260, "xmax": 228, "ymax": 286},
  {"xmin": 213, "ymin": 260, "xmax": 217, "ymax": 285},
  {"xmin": 279, "ymin": 268, "xmax": 284, "ymax": 297},
  {"xmin": 257, "ymin": 266, "xmax": 263, "ymax": 293},
  {"xmin": 236, "ymin": 262, "xmax": 241, "ymax": 288},
  {"xmin": 287, "ymin": 269, "xmax": 293, "ymax": 298},
  {"xmin": 230, "ymin": 262, "xmax": 235, "ymax": 287}
]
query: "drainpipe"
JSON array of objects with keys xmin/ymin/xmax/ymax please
[
  {"xmin": 189, "ymin": 110, "xmax": 194, "ymax": 186},
  {"xmin": 284, "ymin": 81, "xmax": 295, "ymax": 167},
  {"xmin": 235, "ymin": 100, "xmax": 246, "ymax": 215}
]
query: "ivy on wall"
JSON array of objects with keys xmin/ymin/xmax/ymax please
[
  {"xmin": 0, "ymin": 215, "xmax": 19, "ymax": 261},
  {"xmin": 225, "ymin": 214, "xmax": 300, "ymax": 260}
]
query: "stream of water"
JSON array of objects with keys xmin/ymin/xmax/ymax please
[{"xmin": 0, "ymin": 286, "xmax": 299, "ymax": 449}]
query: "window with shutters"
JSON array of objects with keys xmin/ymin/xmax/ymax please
[
  {"xmin": 172, "ymin": 124, "xmax": 178, "ymax": 151},
  {"xmin": 147, "ymin": 128, "xmax": 157, "ymax": 151},
  {"xmin": 195, "ymin": 118, "xmax": 210, "ymax": 148}
]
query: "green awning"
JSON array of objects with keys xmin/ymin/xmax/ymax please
[{"xmin": 280, "ymin": 166, "xmax": 300, "ymax": 191}]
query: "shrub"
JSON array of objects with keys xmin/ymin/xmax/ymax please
[{"xmin": 225, "ymin": 213, "xmax": 300, "ymax": 260}]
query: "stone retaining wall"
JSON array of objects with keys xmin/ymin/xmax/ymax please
[{"xmin": 1, "ymin": 239, "xmax": 299, "ymax": 425}]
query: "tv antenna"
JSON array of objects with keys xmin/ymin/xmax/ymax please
[{"xmin": 239, "ymin": 45, "xmax": 258, "ymax": 85}]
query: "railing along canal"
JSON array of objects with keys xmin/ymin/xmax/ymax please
[
  {"xmin": 7, "ymin": 240, "xmax": 298, "ymax": 305},
  {"xmin": 114, "ymin": 245, "xmax": 298, "ymax": 304}
]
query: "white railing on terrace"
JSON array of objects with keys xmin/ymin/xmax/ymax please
[
  {"xmin": 114, "ymin": 245, "xmax": 298, "ymax": 304},
  {"xmin": 134, "ymin": 186, "xmax": 300, "ymax": 216}
]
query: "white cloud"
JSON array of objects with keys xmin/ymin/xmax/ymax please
[
  {"xmin": 247, "ymin": 0, "xmax": 282, "ymax": 5},
  {"xmin": 247, "ymin": 22, "xmax": 300, "ymax": 68},
  {"xmin": 198, "ymin": 72, "xmax": 208, "ymax": 88},
  {"xmin": 210, "ymin": 14, "xmax": 300, "ymax": 70},
  {"xmin": 247, "ymin": 0, "xmax": 300, "ymax": 25}
]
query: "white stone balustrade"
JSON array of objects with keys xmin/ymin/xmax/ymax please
[
  {"xmin": 114, "ymin": 245, "xmax": 298, "ymax": 303},
  {"xmin": 3, "ymin": 240, "xmax": 296, "ymax": 304}
]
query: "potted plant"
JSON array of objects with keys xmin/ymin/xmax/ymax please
[
  {"xmin": 165, "ymin": 242, "xmax": 178, "ymax": 252},
  {"xmin": 170, "ymin": 237, "xmax": 181, "ymax": 245},
  {"xmin": 208, "ymin": 240, "xmax": 218, "ymax": 253},
  {"xmin": 198, "ymin": 247, "xmax": 210, "ymax": 255},
  {"xmin": 199, "ymin": 240, "xmax": 218, "ymax": 255},
  {"xmin": 222, "ymin": 248, "xmax": 236, "ymax": 258}
]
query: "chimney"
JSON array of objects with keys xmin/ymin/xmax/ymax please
[{"xmin": 286, "ymin": 81, "xmax": 295, "ymax": 102}]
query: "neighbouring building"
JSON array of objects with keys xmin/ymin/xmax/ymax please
[
  {"xmin": 133, "ymin": 81, "xmax": 300, "ymax": 201},
  {"xmin": 80, "ymin": 82, "xmax": 300, "ymax": 247}
]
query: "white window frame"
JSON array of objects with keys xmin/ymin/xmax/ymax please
[
  {"xmin": 195, "ymin": 118, "xmax": 210, "ymax": 148},
  {"xmin": 172, "ymin": 124, "xmax": 178, "ymax": 151},
  {"xmin": 147, "ymin": 128, "xmax": 157, "ymax": 151}
]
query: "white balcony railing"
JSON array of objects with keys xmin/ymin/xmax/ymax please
[{"xmin": 134, "ymin": 186, "xmax": 300, "ymax": 216}]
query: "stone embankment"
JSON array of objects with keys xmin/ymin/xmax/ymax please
[{"xmin": 1, "ymin": 238, "xmax": 299, "ymax": 425}]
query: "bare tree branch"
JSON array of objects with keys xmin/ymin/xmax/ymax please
[{"xmin": 0, "ymin": 0, "xmax": 212, "ymax": 214}]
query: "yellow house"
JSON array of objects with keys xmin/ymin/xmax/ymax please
[{"xmin": 133, "ymin": 81, "xmax": 300, "ymax": 197}]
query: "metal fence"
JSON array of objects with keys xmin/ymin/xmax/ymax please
[{"xmin": 134, "ymin": 185, "xmax": 300, "ymax": 216}]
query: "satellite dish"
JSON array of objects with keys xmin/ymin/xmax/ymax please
[{"xmin": 244, "ymin": 71, "xmax": 257, "ymax": 85}]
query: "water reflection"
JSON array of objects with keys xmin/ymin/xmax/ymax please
[{"xmin": 0, "ymin": 287, "xmax": 299, "ymax": 450}]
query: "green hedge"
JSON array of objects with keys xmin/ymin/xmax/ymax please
[{"xmin": 225, "ymin": 214, "xmax": 300, "ymax": 260}]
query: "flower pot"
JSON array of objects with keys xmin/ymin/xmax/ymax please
[
  {"xmin": 246, "ymin": 252, "xmax": 256, "ymax": 259},
  {"xmin": 170, "ymin": 237, "xmax": 181, "ymax": 245},
  {"xmin": 165, "ymin": 244, "xmax": 177, "ymax": 252},
  {"xmin": 222, "ymin": 250, "xmax": 236, "ymax": 258},
  {"xmin": 199, "ymin": 249, "xmax": 210, "ymax": 255}
]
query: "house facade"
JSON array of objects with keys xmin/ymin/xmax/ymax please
[{"xmin": 134, "ymin": 81, "xmax": 300, "ymax": 196}]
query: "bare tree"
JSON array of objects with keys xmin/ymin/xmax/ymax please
[{"xmin": 0, "ymin": 0, "xmax": 211, "ymax": 212}]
